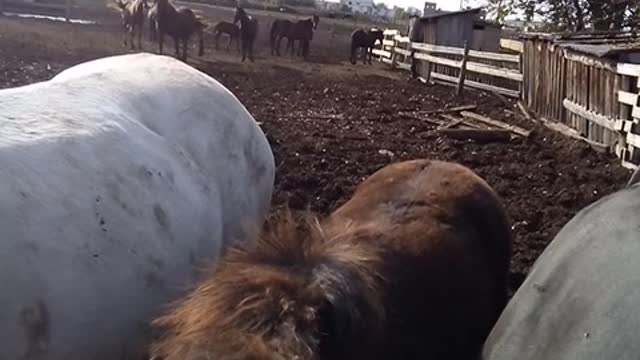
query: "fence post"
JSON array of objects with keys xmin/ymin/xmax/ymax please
[
  {"xmin": 390, "ymin": 36, "xmax": 398, "ymax": 69},
  {"xmin": 457, "ymin": 41, "xmax": 470, "ymax": 96},
  {"xmin": 65, "ymin": 0, "xmax": 71, "ymax": 22},
  {"xmin": 410, "ymin": 44, "xmax": 418, "ymax": 79}
]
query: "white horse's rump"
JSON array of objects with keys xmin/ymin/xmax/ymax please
[{"xmin": 0, "ymin": 53, "xmax": 275, "ymax": 360}]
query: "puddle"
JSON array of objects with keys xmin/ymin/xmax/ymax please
[{"xmin": 3, "ymin": 11, "xmax": 97, "ymax": 24}]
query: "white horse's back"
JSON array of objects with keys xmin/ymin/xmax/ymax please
[{"xmin": 0, "ymin": 53, "xmax": 275, "ymax": 360}]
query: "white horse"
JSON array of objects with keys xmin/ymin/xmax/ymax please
[{"xmin": 0, "ymin": 53, "xmax": 275, "ymax": 360}]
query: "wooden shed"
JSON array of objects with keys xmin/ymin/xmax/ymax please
[
  {"xmin": 412, "ymin": 7, "xmax": 501, "ymax": 51},
  {"xmin": 521, "ymin": 31, "xmax": 640, "ymax": 168}
]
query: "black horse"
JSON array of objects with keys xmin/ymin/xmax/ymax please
[
  {"xmin": 234, "ymin": 7, "xmax": 258, "ymax": 62},
  {"xmin": 270, "ymin": 15, "xmax": 319, "ymax": 59},
  {"xmin": 350, "ymin": 28, "xmax": 384, "ymax": 65}
]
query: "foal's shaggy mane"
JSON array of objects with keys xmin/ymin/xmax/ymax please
[{"xmin": 150, "ymin": 210, "xmax": 386, "ymax": 360}]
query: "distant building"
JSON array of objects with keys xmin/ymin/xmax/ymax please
[
  {"xmin": 372, "ymin": 4, "xmax": 393, "ymax": 19},
  {"xmin": 423, "ymin": 1, "xmax": 436, "ymax": 15},
  {"xmin": 315, "ymin": 0, "xmax": 341, "ymax": 11},
  {"xmin": 339, "ymin": 0, "xmax": 374, "ymax": 15}
]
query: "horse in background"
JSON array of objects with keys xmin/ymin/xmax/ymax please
[
  {"xmin": 350, "ymin": 28, "xmax": 384, "ymax": 65},
  {"xmin": 213, "ymin": 21, "xmax": 240, "ymax": 51},
  {"xmin": 149, "ymin": 159, "xmax": 513, "ymax": 360},
  {"xmin": 234, "ymin": 6, "xmax": 258, "ymax": 62},
  {"xmin": 114, "ymin": 0, "xmax": 148, "ymax": 49},
  {"xmin": 155, "ymin": 0, "xmax": 206, "ymax": 62},
  {"xmin": 270, "ymin": 15, "xmax": 319, "ymax": 59}
]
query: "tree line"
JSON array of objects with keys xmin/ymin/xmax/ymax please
[{"xmin": 478, "ymin": 0, "xmax": 639, "ymax": 32}]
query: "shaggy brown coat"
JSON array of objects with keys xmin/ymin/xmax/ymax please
[{"xmin": 150, "ymin": 159, "xmax": 513, "ymax": 360}]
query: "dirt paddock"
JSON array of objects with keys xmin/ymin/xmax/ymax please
[{"xmin": 0, "ymin": 7, "xmax": 633, "ymax": 295}]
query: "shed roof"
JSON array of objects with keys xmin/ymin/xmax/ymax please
[
  {"xmin": 520, "ymin": 31, "xmax": 640, "ymax": 57},
  {"xmin": 418, "ymin": 7, "xmax": 482, "ymax": 21}
]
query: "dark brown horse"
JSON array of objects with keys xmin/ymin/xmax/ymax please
[
  {"xmin": 350, "ymin": 27, "xmax": 384, "ymax": 65},
  {"xmin": 234, "ymin": 6, "xmax": 258, "ymax": 62},
  {"xmin": 149, "ymin": 159, "xmax": 513, "ymax": 360},
  {"xmin": 115, "ymin": 0, "xmax": 148, "ymax": 49},
  {"xmin": 155, "ymin": 0, "xmax": 205, "ymax": 62},
  {"xmin": 213, "ymin": 21, "xmax": 240, "ymax": 51},
  {"xmin": 270, "ymin": 15, "xmax": 319, "ymax": 58}
]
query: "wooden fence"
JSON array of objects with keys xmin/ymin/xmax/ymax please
[
  {"xmin": 373, "ymin": 29, "xmax": 640, "ymax": 170},
  {"xmin": 521, "ymin": 34, "xmax": 640, "ymax": 170},
  {"xmin": 372, "ymin": 29, "xmax": 523, "ymax": 98}
]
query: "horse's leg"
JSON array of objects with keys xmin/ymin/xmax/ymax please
[
  {"xmin": 129, "ymin": 26, "xmax": 135, "ymax": 50},
  {"xmin": 183, "ymin": 37, "xmax": 188, "ymax": 61},
  {"xmin": 276, "ymin": 36, "xmax": 283, "ymax": 56},
  {"xmin": 173, "ymin": 36, "xmax": 180, "ymax": 58},
  {"xmin": 249, "ymin": 38, "xmax": 254, "ymax": 62},
  {"xmin": 123, "ymin": 23, "xmax": 128, "ymax": 47},
  {"xmin": 350, "ymin": 44, "xmax": 356, "ymax": 65},
  {"xmin": 241, "ymin": 38, "xmax": 246, "ymax": 62},
  {"xmin": 137, "ymin": 24, "xmax": 143, "ymax": 49},
  {"xmin": 158, "ymin": 32, "xmax": 163, "ymax": 54}
]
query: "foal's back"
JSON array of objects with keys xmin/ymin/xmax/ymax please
[{"xmin": 328, "ymin": 159, "xmax": 512, "ymax": 360}]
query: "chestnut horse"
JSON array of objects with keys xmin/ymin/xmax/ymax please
[
  {"xmin": 155, "ymin": 0, "xmax": 205, "ymax": 61},
  {"xmin": 213, "ymin": 21, "xmax": 240, "ymax": 51},
  {"xmin": 115, "ymin": 0, "xmax": 148, "ymax": 49},
  {"xmin": 149, "ymin": 159, "xmax": 513, "ymax": 360}
]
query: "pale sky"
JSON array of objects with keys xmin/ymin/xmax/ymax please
[
  {"xmin": 383, "ymin": 0, "xmax": 463, "ymax": 11},
  {"xmin": 378, "ymin": 0, "xmax": 483, "ymax": 12}
]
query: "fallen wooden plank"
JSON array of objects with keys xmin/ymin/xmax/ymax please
[
  {"xmin": 417, "ymin": 104, "xmax": 478, "ymax": 115},
  {"xmin": 461, "ymin": 111, "xmax": 532, "ymax": 137},
  {"xmin": 398, "ymin": 112, "xmax": 442, "ymax": 126},
  {"xmin": 517, "ymin": 101, "xmax": 535, "ymax": 122},
  {"xmin": 440, "ymin": 114, "xmax": 482, "ymax": 129},
  {"xmin": 439, "ymin": 129, "xmax": 512, "ymax": 143},
  {"xmin": 540, "ymin": 117, "xmax": 609, "ymax": 153},
  {"xmin": 562, "ymin": 98, "xmax": 618, "ymax": 131}
]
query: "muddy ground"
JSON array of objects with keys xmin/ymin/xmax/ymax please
[{"xmin": 0, "ymin": 11, "xmax": 634, "ymax": 294}]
